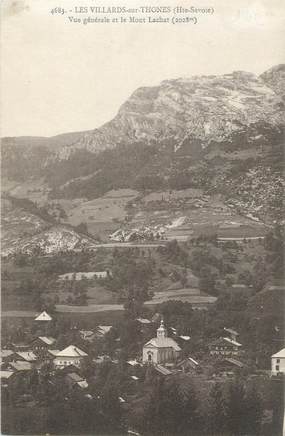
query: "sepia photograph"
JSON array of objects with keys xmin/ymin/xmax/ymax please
[{"xmin": 1, "ymin": 0, "xmax": 284, "ymax": 434}]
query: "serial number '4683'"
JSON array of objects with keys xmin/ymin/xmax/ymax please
[{"xmin": 50, "ymin": 7, "xmax": 66, "ymax": 15}]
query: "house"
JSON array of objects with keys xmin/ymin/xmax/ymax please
[
  {"xmin": 8, "ymin": 361, "xmax": 33, "ymax": 372},
  {"xmin": 57, "ymin": 364, "xmax": 81, "ymax": 375},
  {"xmin": 224, "ymin": 328, "xmax": 239, "ymax": 342},
  {"xmin": 0, "ymin": 350, "xmax": 14, "ymax": 364},
  {"xmin": 10, "ymin": 342, "xmax": 30, "ymax": 352},
  {"xmin": 214, "ymin": 357, "xmax": 244, "ymax": 375},
  {"xmin": 93, "ymin": 355, "xmax": 112, "ymax": 364},
  {"xmin": 136, "ymin": 318, "xmax": 151, "ymax": 325},
  {"xmin": 271, "ymin": 348, "xmax": 285, "ymax": 375},
  {"xmin": 12, "ymin": 351, "xmax": 38, "ymax": 366},
  {"xmin": 79, "ymin": 330, "xmax": 96, "ymax": 342},
  {"xmin": 143, "ymin": 319, "xmax": 182, "ymax": 364},
  {"xmin": 58, "ymin": 271, "xmax": 109, "ymax": 281},
  {"xmin": 176, "ymin": 357, "xmax": 199, "ymax": 373},
  {"xmin": 34, "ymin": 311, "xmax": 52, "ymax": 322},
  {"xmin": 97, "ymin": 326, "xmax": 112, "ymax": 336},
  {"xmin": 0, "ymin": 370, "xmax": 15, "ymax": 387},
  {"xmin": 210, "ymin": 337, "xmax": 242, "ymax": 356},
  {"xmin": 65, "ymin": 372, "xmax": 88, "ymax": 390},
  {"xmin": 47, "ymin": 349, "xmax": 61, "ymax": 359},
  {"xmin": 30, "ymin": 337, "xmax": 56, "ymax": 357},
  {"xmin": 53, "ymin": 345, "xmax": 88, "ymax": 369}
]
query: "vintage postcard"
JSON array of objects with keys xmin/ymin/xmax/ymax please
[{"xmin": 1, "ymin": 0, "xmax": 284, "ymax": 434}]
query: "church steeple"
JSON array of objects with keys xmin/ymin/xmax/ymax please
[{"xmin": 157, "ymin": 318, "xmax": 167, "ymax": 339}]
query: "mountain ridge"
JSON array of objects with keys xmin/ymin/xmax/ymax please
[{"xmin": 1, "ymin": 64, "xmax": 284, "ymax": 229}]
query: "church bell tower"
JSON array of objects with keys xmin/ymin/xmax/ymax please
[{"xmin": 157, "ymin": 318, "xmax": 167, "ymax": 339}]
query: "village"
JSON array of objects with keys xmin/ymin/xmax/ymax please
[
  {"xmin": 1, "ymin": 297, "xmax": 284, "ymax": 435},
  {"xmin": 1, "ymin": 221, "xmax": 284, "ymax": 434}
]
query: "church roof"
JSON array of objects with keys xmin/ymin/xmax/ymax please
[{"xmin": 144, "ymin": 337, "xmax": 181, "ymax": 351}]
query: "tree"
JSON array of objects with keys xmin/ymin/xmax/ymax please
[
  {"xmin": 244, "ymin": 384, "xmax": 262, "ymax": 435},
  {"xmin": 207, "ymin": 383, "xmax": 227, "ymax": 434},
  {"xmin": 198, "ymin": 267, "xmax": 217, "ymax": 295},
  {"xmin": 225, "ymin": 380, "xmax": 247, "ymax": 435}
]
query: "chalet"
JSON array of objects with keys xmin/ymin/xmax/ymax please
[
  {"xmin": 0, "ymin": 350, "xmax": 14, "ymax": 364},
  {"xmin": 53, "ymin": 345, "xmax": 88, "ymax": 369},
  {"xmin": 176, "ymin": 357, "xmax": 199, "ymax": 373},
  {"xmin": 0, "ymin": 370, "xmax": 15, "ymax": 387},
  {"xmin": 65, "ymin": 372, "xmax": 88, "ymax": 390},
  {"xmin": 8, "ymin": 361, "xmax": 33, "ymax": 372},
  {"xmin": 214, "ymin": 357, "xmax": 244, "ymax": 374},
  {"xmin": 210, "ymin": 337, "xmax": 242, "ymax": 356},
  {"xmin": 143, "ymin": 320, "xmax": 181, "ymax": 364},
  {"xmin": 271, "ymin": 348, "xmax": 285, "ymax": 375},
  {"xmin": 12, "ymin": 351, "xmax": 37, "ymax": 365},
  {"xmin": 30, "ymin": 337, "xmax": 56, "ymax": 357},
  {"xmin": 97, "ymin": 325, "xmax": 112, "ymax": 336},
  {"xmin": 224, "ymin": 328, "xmax": 239, "ymax": 342},
  {"xmin": 10, "ymin": 342, "xmax": 30, "ymax": 352}
]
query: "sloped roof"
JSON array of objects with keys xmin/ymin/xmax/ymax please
[
  {"xmin": 38, "ymin": 336, "xmax": 56, "ymax": 345},
  {"xmin": 79, "ymin": 330, "xmax": 95, "ymax": 339},
  {"xmin": 136, "ymin": 318, "xmax": 151, "ymax": 324},
  {"xmin": 223, "ymin": 337, "xmax": 242, "ymax": 347},
  {"xmin": 225, "ymin": 358, "xmax": 244, "ymax": 368},
  {"xmin": 10, "ymin": 361, "xmax": 32, "ymax": 371},
  {"xmin": 127, "ymin": 359, "xmax": 141, "ymax": 366},
  {"xmin": 272, "ymin": 348, "xmax": 285, "ymax": 358},
  {"xmin": 16, "ymin": 351, "xmax": 37, "ymax": 362},
  {"xmin": 0, "ymin": 371, "xmax": 14, "ymax": 379},
  {"xmin": 176, "ymin": 357, "xmax": 199, "ymax": 368},
  {"xmin": 56, "ymin": 345, "xmax": 88, "ymax": 357},
  {"xmin": 77, "ymin": 380, "xmax": 88, "ymax": 389},
  {"xmin": 144, "ymin": 337, "xmax": 181, "ymax": 351},
  {"xmin": 118, "ymin": 396, "xmax": 126, "ymax": 403},
  {"xmin": 188, "ymin": 357, "xmax": 199, "ymax": 366},
  {"xmin": 35, "ymin": 311, "xmax": 52, "ymax": 321},
  {"xmin": 224, "ymin": 327, "xmax": 239, "ymax": 336},
  {"xmin": 131, "ymin": 375, "xmax": 139, "ymax": 380},
  {"xmin": 47, "ymin": 349, "xmax": 60, "ymax": 357},
  {"xmin": 1, "ymin": 350, "xmax": 13, "ymax": 358},
  {"xmin": 98, "ymin": 325, "xmax": 112, "ymax": 335},
  {"xmin": 155, "ymin": 365, "xmax": 172, "ymax": 376},
  {"xmin": 67, "ymin": 372, "xmax": 84, "ymax": 382}
]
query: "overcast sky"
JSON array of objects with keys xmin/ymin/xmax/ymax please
[{"xmin": 1, "ymin": 0, "xmax": 284, "ymax": 137}]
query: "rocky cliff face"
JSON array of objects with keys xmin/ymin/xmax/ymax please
[
  {"xmin": 54, "ymin": 67, "xmax": 285, "ymax": 159},
  {"xmin": 3, "ymin": 65, "xmax": 284, "ymax": 168},
  {"xmin": 1, "ymin": 65, "xmax": 285, "ymax": 225}
]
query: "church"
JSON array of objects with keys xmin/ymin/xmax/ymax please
[{"xmin": 143, "ymin": 319, "xmax": 182, "ymax": 364}]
